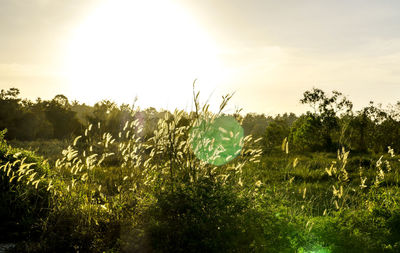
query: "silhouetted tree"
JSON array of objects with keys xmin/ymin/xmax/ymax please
[
  {"xmin": 264, "ymin": 113, "xmax": 297, "ymax": 153},
  {"xmin": 297, "ymin": 88, "xmax": 353, "ymax": 151}
]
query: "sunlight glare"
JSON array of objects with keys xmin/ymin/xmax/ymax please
[{"xmin": 64, "ymin": 0, "xmax": 224, "ymax": 109}]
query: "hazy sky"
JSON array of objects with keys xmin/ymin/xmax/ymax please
[{"xmin": 1, "ymin": 0, "xmax": 400, "ymax": 115}]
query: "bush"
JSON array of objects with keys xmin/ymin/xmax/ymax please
[
  {"xmin": 311, "ymin": 209, "xmax": 400, "ymax": 252},
  {"xmin": 0, "ymin": 129, "xmax": 51, "ymax": 242},
  {"xmin": 142, "ymin": 179, "xmax": 256, "ymax": 253}
]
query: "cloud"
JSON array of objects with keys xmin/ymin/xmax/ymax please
[
  {"xmin": 217, "ymin": 37, "xmax": 400, "ymax": 114},
  {"xmin": 1, "ymin": 0, "xmax": 400, "ymax": 114}
]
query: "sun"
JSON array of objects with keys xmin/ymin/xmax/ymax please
[{"xmin": 63, "ymin": 0, "xmax": 224, "ymax": 109}]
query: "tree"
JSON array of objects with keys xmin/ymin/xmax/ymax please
[
  {"xmin": 0, "ymin": 88, "xmax": 20, "ymax": 100},
  {"xmin": 0, "ymin": 88, "xmax": 22, "ymax": 139},
  {"xmin": 44, "ymin": 95, "xmax": 82, "ymax": 139},
  {"xmin": 242, "ymin": 113, "xmax": 270, "ymax": 139},
  {"xmin": 263, "ymin": 113, "xmax": 297, "ymax": 153},
  {"xmin": 88, "ymin": 100, "xmax": 131, "ymax": 137},
  {"xmin": 299, "ymin": 88, "xmax": 353, "ymax": 151},
  {"xmin": 300, "ymin": 88, "xmax": 353, "ymax": 117},
  {"xmin": 52, "ymin": 94, "xmax": 69, "ymax": 108},
  {"xmin": 340, "ymin": 104, "xmax": 375, "ymax": 153},
  {"xmin": 289, "ymin": 113, "xmax": 324, "ymax": 152}
]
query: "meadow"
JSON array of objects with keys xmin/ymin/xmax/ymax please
[{"xmin": 1, "ymin": 87, "xmax": 400, "ymax": 252}]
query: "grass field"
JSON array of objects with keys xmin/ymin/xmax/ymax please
[
  {"xmin": 1, "ymin": 117, "xmax": 400, "ymax": 252},
  {"xmin": 1, "ymin": 91, "xmax": 400, "ymax": 253}
]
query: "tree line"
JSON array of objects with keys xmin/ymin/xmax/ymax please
[{"xmin": 1, "ymin": 87, "xmax": 400, "ymax": 154}]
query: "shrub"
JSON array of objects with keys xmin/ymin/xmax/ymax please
[
  {"xmin": 311, "ymin": 209, "xmax": 400, "ymax": 252},
  {"xmin": 142, "ymin": 179, "xmax": 255, "ymax": 252},
  {"xmin": 29, "ymin": 90, "xmax": 264, "ymax": 252},
  {"xmin": 0, "ymin": 129, "xmax": 51, "ymax": 242}
]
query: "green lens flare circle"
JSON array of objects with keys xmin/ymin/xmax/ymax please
[{"xmin": 189, "ymin": 115, "xmax": 244, "ymax": 166}]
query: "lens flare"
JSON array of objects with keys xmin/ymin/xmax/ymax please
[{"xmin": 189, "ymin": 115, "xmax": 243, "ymax": 166}]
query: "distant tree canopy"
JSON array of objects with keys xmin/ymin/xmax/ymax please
[
  {"xmin": 0, "ymin": 88, "xmax": 183, "ymax": 142},
  {"xmin": 288, "ymin": 88, "xmax": 352, "ymax": 152},
  {"xmin": 263, "ymin": 113, "xmax": 297, "ymax": 153},
  {"xmin": 288, "ymin": 88, "xmax": 400, "ymax": 153},
  {"xmin": 0, "ymin": 88, "xmax": 82, "ymax": 140},
  {"xmin": 1, "ymin": 87, "xmax": 400, "ymax": 154}
]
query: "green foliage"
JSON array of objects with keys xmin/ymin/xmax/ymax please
[
  {"xmin": 0, "ymin": 88, "xmax": 82, "ymax": 140},
  {"xmin": 242, "ymin": 113, "xmax": 270, "ymax": 139},
  {"xmin": 290, "ymin": 114, "xmax": 324, "ymax": 152},
  {"xmin": 3, "ymin": 86, "xmax": 400, "ymax": 252},
  {"xmin": 300, "ymin": 88, "xmax": 353, "ymax": 117},
  {"xmin": 0, "ymin": 133, "xmax": 51, "ymax": 242},
  {"xmin": 297, "ymin": 88, "xmax": 353, "ymax": 152},
  {"xmin": 44, "ymin": 97, "xmax": 82, "ymax": 139},
  {"xmin": 143, "ymin": 179, "xmax": 255, "ymax": 253},
  {"xmin": 263, "ymin": 114, "xmax": 295, "ymax": 153},
  {"xmin": 311, "ymin": 209, "xmax": 400, "ymax": 252},
  {"xmin": 3, "ymin": 86, "xmax": 400, "ymax": 155},
  {"xmin": 8, "ymin": 139, "xmax": 68, "ymax": 165},
  {"xmin": 20, "ymin": 89, "xmax": 264, "ymax": 252}
]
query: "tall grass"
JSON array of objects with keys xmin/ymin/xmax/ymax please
[
  {"xmin": 28, "ymin": 90, "xmax": 267, "ymax": 252},
  {"xmin": 1, "ymin": 90, "xmax": 400, "ymax": 252}
]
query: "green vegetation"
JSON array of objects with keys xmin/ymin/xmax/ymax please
[
  {"xmin": 1, "ymin": 87, "xmax": 400, "ymax": 252},
  {"xmin": 0, "ymin": 129, "xmax": 51, "ymax": 242}
]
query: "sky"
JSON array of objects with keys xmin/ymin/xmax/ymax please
[{"xmin": 1, "ymin": 0, "xmax": 400, "ymax": 115}]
